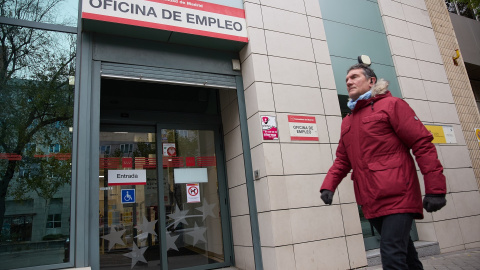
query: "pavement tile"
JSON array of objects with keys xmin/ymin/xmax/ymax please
[{"xmin": 360, "ymin": 248, "xmax": 480, "ymax": 270}]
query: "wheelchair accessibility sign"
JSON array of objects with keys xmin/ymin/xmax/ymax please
[{"xmin": 121, "ymin": 189, "xmax": 135, "ymax": 204}]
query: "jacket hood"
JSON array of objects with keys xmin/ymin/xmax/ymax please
[
  {"xmin": 347, "ymin": 79, "xmax": 390, "ymax": 102},
  {"xmin": 371, "ymin": 79, "xmax": 389, "ymax": 97}
]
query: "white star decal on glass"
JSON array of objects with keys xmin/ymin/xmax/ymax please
[
  {"xmin": 167, "ymin": 205, "xmax": 189, "ymax": 227},
  {"xmin": 195, "ymin": 199, "xmax": 216, "ymax": 220},
  {"xmin": 186, "ymin": 223, "xmax": 207, "ymax": 246},
  {"xmin": 166, "ymin": 232, "xmax": 180, "ymax": 251},
  {"xmin": 101, "ymin": 228, "xmax": 126, "ymax": 250},
  {"xmin": 135, "ymin": 216, "xmax": 158, "ymax": 239},
  {"xmin": 123, "ymin": 242, "xmax": 148, "ymax": 269}
]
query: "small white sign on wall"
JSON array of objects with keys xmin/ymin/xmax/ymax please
[
  {"xmin": 288, "ymin": 115, "xmax": 319, "ymax": 141},
  {"xmin": 174, "ymin": 168, "xmax": 208, "ymax": 184},
  {"xmin": 443, "ymin": 126, "xmax": 456, "ymax": 144}
]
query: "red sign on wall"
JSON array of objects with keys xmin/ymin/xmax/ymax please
[{"xmin": 261, "ymin": 115, "xmax": 279, "ymax": 140}]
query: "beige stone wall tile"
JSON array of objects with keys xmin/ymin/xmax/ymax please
[
  {"xmin": 229, "ymin": 184, "xmax": 250, "ymax": 216},
  {"xmin": 241, "ymin": 53, "xmax": 271, "ymax": 89},
  {"xmin": 445, "ymin": 168, "xmax": 478, "ymax": 193},
  {"xmin": 304, "ymin": 0, "xmax": 323, "ymax": 18},
  {"xmin": 416, "ymin": 222, "xmax": 438, "ymax": 242},
  {"xmin": 240, "ymin": 27, "xmax": 267, "ymax": 62},
  {"xmin": 227, "ymin": 154, "xmax": 246, "ymax": 188},
  {"xmin": 451, "ymin": 191, "xmax": 480, "ymax": 217},
  {"xmin": 311, "ymin": 39, "xmax": 332, "ymax": 64},
  {"xmin": 225, "ymin": 126, "xmax": 244, "ymax": 161},
  {"xmin": 431, "ymin": 193, "xmax": 458, "ymax": 221},
  {"xmin": 269, "ymin": 57, "xmax": 319, "ymax": 87},
  {"xmin": 280, "ymin": 143, "xmax": 332, "ymax": 175},
  {"xmin": 285, "ymin": 174, "xmax": 324, "ymax": 209},
  {"xmin": 262, "ymin": 6, "xmax": 310, "ymax": 37},
  {"xmin": 274, "ymin": 245, "xmax": 297, "ymax": 270},
  {"xmin": 378, "ymin": 0, "xmax": 406, "ymax": 20},
  {"xmin": 267, "ymin": 176, "xmax": 290, "ymax": 211},
  {"xmin": 222, "ymin": 100, "xmax": 240, "ymax": 135},
  {"xmin": 434, "ymin": 219, "xmax": 464, "ymax": 249},
  {"xmin": 341, "ymin": 203, "xmax": 362, "ymax": 236},
  {"xmin": 458, "ymin": 215, "xmax": 480, "ymax": 245},
  {"xmin": 321, "ymin": 89, "xmax": 342, "ymax": 116},
  {"xmin": 260, "ymin": 0, "xmax": 306, "ymax": 14},
  {"xmin": 293, "ymin": 238, "xmax": 351, "ymax": 269},
  {"xmin": 290, "ymin": 206, "xmax": 344, "ymax": 243},
  {"xmin": 250, "ymin": 143, "xmax": 284, "ymax": 179},
  {"xmin": 247, "ymin": 113, "xmax": 263, "ymax": 148},
  {"xmin": 265, "ymin": 30, "xmax": 315, "ymax": 61},
  {"xmin": 261, "ymin": 246, "xmax": 296, "ymax": 270},
  {"xmin": 244, "ymin": 82, "xmax": 275, "ymax": 119},
  {"xmin": 232, "ymin": 215, "xmax": 253, "ymax": 246},
  {"xmin": 272, "ymin": 84, "xmax": 324, "ymax": 115},
  {"xmin": 346, "ymin": 234, "xmax": 368, "ymax": 269},
  {"xmin": 259, "ymin": 210, "xmax": 293, "ymax": 247},
  {"xmin": 255, "ymin": 177, "xmax": 270, "ymax": 212}
]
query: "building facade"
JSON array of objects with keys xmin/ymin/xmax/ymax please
[{"xmin": 0, "ymin": 0, "xmax": 479, "ymax": 269}]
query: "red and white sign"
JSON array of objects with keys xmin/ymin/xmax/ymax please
[
  {"xmin": 288, "ymin": 115, "xmax": 319, "ymax": 141},
  {"xmin": 261, "ymin": 115, "xmax": 278, "ymax": 140},
  {"xmin": 82, "ymin": 0, "xmax": 248, "ymax": 42},
  {"xmin": 108, "ymin": 170, "xmax": 147, "ymax": 185},
  {"xmin": 186, "ymin": 183, "xmax": 200, "ymax": 203},
  {"xmin": 163, "ymin": 143, "xmax": 176, "ymax": 156}
]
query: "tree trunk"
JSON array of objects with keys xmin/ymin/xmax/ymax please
[{"xmin": 0, "ymin": 160, "xmax": 17, "ymax": 234}]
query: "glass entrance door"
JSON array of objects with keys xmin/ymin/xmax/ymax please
[
  {"xmin": 161, "ymin": 128, "xmax": 224, "ymax": 269},
  {"xmin": 99, "ymin": 129, "xmax": 159, "ymax": 269},
  {"xmin": 98, "ymin": 126, "xmax": 227, "ymax": 270}
]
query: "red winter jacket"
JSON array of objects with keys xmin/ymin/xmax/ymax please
[{"xmin": 320, "ymin": 80, "xmax": 446, "ymax": 219}]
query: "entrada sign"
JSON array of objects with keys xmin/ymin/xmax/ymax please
[
  {"xmin": 108, "ymin": 170, "xmax": 147, "ymax": 185},
  {"xmin": 82, "ymin": 0, "xmax": 248, "ymax": 42}
]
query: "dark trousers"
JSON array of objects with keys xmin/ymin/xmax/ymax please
[{"xmin": 369, "ymin": 213, "xmax": 424, "ymax": 270}]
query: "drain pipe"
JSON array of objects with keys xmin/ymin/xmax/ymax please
[{"xmin": 235, "ymin": 76, "xmax": 264, "ymax": 270}]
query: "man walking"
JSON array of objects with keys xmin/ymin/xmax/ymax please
[{"xmin": 320, "ymin": 64, "xmax": 447, "ymax": 269}]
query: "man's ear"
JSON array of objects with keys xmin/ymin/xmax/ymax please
[{"xmin": 370, "ymin": 77, "xmax": 377, "ymax": 84}]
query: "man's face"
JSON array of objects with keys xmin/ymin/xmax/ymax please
[{"xmin": 346, "ymin": 69, "xmax": 376, "ymax": 100}]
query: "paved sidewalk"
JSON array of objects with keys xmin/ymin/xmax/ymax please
[{"xmin": 362, "ymin": 247, "xmax": 480, "ymax": 269}]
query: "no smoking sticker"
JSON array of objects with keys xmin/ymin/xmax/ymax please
[
  {"xmin": 186, "ymin": 183, "xmax": 200, "ymax": 203},
  {"xmin": 163, "ymin": 143, "xmax": 176, "ymax": 156}
]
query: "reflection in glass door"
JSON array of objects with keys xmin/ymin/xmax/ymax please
[
  {"xmin": 99, "ymin": 127, "xmax": 226, "ymax": 269},
  {"xmin": 161, "ymin": 129, "xmax": 224, "ymax": 269}
]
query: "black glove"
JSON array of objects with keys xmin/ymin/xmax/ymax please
[
  {"xmin": 320, "ymin": 189, "xmax": 334, "ymax": 205},
  {"xmin": 423, "ymin": 194, "xmax": 447, "ymax": 212}
]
